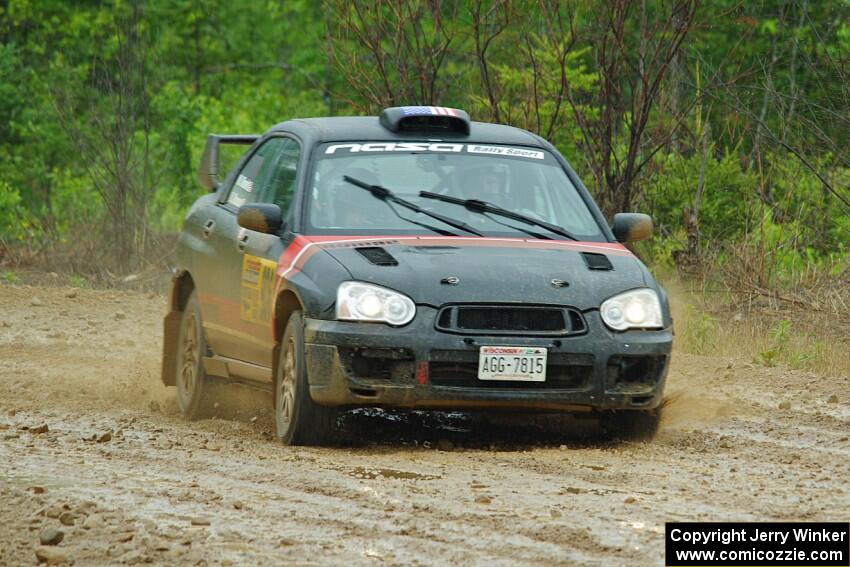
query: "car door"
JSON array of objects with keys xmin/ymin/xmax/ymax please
[
  {"xmin": 236, "ymin": 136, "xmax": 302, "ymax": 368},
  {"xmin": 199, "ymin": 137, "xmax": 285, "ymax": 363}
]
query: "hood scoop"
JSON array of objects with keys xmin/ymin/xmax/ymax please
[
  {"xmin": 355, "ymin": 246, "xmax": 398, "ymax": 266},
  {"xmin": 581, "ymin": 252, "xmax": 613, "ymax": 271}
]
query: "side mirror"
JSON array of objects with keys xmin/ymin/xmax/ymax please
[
  {"xmin": 611, "ymin": 213, "xmax": 653, "ymax": 242},
  {"xmin": 237, "ymin": 203, "xmax": 283, "ymax": 234}
]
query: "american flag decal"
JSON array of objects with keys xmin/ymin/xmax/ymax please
[{"xmin": 401, "ymin": 106, "xmax": 459, "ymax": 117}]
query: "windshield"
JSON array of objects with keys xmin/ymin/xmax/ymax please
[{"xmin": 304, "ymin": 142, "xmax": 604, "ymax": 240}]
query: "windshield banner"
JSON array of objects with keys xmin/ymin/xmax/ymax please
[{"xmin": 324, "ymin": 142, "xmax": 544, "ymax": 160}]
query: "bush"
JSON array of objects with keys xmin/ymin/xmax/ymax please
[{"xmin": 0, "ymin": 181, "xmax": 30, "ymax": 243}]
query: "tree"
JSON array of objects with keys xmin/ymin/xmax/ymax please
[
  {"xmin": 50, "ymin": 1, "xmax": 157, "ymax": 270},
  {"xmin": 558, "ymin": 0, "xmax": 697, "ymax": 216},
  {"xmin": 328, "ymin": 0, "xmax": 461, "ymax": 112}
]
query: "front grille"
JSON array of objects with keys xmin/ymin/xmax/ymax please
[
  {"xmin": 458, "ymin": 307, "xmax": 564, "ymax": 332},
  {"xmin": 436, "ymin": 305, "xmax": 586, "ymax": 336},
  {"xmin": 429, "ymin": 351, "xmax": 593, "ymax": 389}
]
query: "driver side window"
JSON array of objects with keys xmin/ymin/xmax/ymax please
[
  {"xmin": 226, "ymin": 138, "xmax": 284, "ymax": 208},
  {"xmin": 256, "ymin": 138, "xmax": 300, "ymax": 214}
]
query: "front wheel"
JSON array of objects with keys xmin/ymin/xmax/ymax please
[
  {"xmin": 175, "ymin": 291, "xmax": 214, "ymax": 419},
  {"xmin": 274, "ymin": 311, "xmax": 338, "ymax": 446}
]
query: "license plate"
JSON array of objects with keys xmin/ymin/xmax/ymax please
[{"xmin": 478, "ymin": 346, "xmax": 547, "ymax": 382}]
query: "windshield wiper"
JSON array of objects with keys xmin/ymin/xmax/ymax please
[
  {"xmin": 485, "ymin": 216, "xmax": 553, "ymax": 240},
  {"xmin": 418, "ymin": 191, "xmax": 578, "ymax": 241},
  {"xmin": 343, "ymin": 176, "xmax": 483, "ymax": 237}
]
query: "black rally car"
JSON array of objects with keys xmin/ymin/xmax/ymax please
[{"xmin": 161, "ymin": 106, "xmax": 673, "ymax": 445}]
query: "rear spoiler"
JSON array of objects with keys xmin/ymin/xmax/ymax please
[{"xmin": 198, "ymin": 134, "xmax": 259, "ymax": 191}]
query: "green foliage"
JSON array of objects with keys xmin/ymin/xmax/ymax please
[
  {"xmin": 757, "ymin": 319, "xmax": 792, "ymax": 367},
  {"xmin": 2, "ymin": 270, "xmax": 18, "ymax": 284},
  {"xmin": 0, "ymin": 0, "xmax": 846, "ymax": 280},
  {"xmin": 478, "ymin": 43, "xmax": 597, "ymax": 155},
  {"xmin": 0, "ymin": 181, "xmax": 28, "ymax": 242},
  {"xmin": 643, "ymin": 149, "xmax": 759, "ymax": 241},
  {"xmin": 753, "ymin": 320, "xmax": 832, "ymax": 371},
  {"xmin": 644, "ymin": 145, "xmax": 849, "ymax": 285}
]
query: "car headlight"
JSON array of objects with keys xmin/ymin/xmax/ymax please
[
  {"xmin": 600, "ymin": 288, "xmax": 663, "ymax": 331},
  {"xmin": 336, "ymin": 281, "xmax": 416, "ymax": 326}
]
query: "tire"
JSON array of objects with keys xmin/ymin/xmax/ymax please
[
  {"xmin": 175, "ymin": 291, "xmax": 213, "ymax": 419},
  {"xmin": 274, "ymin": 311, "xmax": 338, "ymax": 446},
  {"xmin": 599, "ymin": 407, "xmax": 661, "ymax": 442}
]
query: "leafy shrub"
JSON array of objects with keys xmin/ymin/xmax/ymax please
[
  {"xmin": 757, "ymin": 319, "xmax": 792, "ymax": 367},
  {"xmin": 0, "ymin": 181, "xmax": 30, "ymax": 243}
]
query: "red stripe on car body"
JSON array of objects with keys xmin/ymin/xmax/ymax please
[
  {"xmin": 274, "ymin": 235, "xmax": 632, "ymax": 284},
  {"xmin": 269, "ymin": 235, "xmax": 631, "ymax": 340}
]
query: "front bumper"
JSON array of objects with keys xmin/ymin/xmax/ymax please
[{"xmin": 304, "ymin": 307, "xmax": 672, "ymax": 412}]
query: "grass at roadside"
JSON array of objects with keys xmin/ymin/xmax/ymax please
[
  {"xmin": 0, "ymin": 233, "xmax": 176, "ymax": 293},
  {"xmin": 667, "ymin": 275, "xmax": 850, "ymax": 378}
]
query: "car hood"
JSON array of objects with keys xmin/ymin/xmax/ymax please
[{"xmin": 307, "ymin": 236, "xmax": 647, "ymax": 310}]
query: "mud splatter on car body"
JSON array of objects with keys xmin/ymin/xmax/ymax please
[{"xmin": 162, "ymin": 106, "xmax": 672, "ymax": 444}]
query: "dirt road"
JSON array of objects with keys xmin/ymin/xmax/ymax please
[{"xmin": 1, "ymin": 285, "xmax": 847, "ymax": 566}]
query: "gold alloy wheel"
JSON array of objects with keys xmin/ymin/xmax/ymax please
[
  {"xmin": 278, "ymin": 337, "xmax": 297, "ymax": 432},
  {"xmin": 179, "ymin": 311, "xmax": 199, "ymax": 397}
]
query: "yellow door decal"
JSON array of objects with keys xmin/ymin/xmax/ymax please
[{"xmin": 240, "ymin": 254, "xmax": 277, "ymax": 324}]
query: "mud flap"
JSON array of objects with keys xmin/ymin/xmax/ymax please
[{"xmin": 161, "ymin": 311, "xmax": 182, "ymax": 386}]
